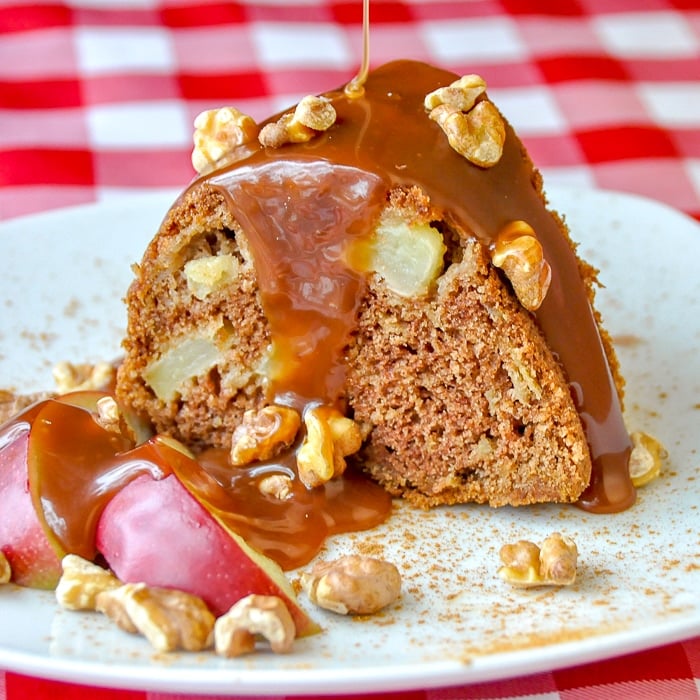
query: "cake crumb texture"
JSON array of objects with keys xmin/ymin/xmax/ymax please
[{"xmin": 117, "ymin": 181, "xmax": 592, "ymax": 507}]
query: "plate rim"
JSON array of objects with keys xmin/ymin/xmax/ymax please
[{"xmin": 0, "ymin": 610, "xmax": 697, "ymax": 695}]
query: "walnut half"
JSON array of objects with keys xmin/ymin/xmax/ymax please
[
  {"xmin": 214, "ymin": 594, "xmax": 296, "ymax": 657},
  {"xmin": 230, "ymin": 405, "xmax": 301, "ymax": 466},
  {"xmin": 52, "ymin": 361, "xmax": 115, "ymax": 393},
  {"xmin": 425, "ymin": 74, "xmax": 505, "ymax": 168},
  {"xmin": 629, "ymin": 431, "xmax": 665, "ymax": 487},
  {"xmin": 55, "ymin": 554, "xmax": 121, "ymax": 611},
  {"xmin": 259, "ymin": 95, "xmax": 336, "ymax": 148},
  {"xmin": 96, "ymin": 583, "xmax": 215, "ymax": 653},
  {"xmin": 498, "ymin": 533, "xmax": 578, "ymax": 588},
  {"xmin": 192, "ymin": 107, "xmax": 258, "ymax": 174},
  {"xmin": 296, "ymin": 406, "xmax": 362, "ymax": 489},
  {"xmin": 490, "ymin": 220, "xmax": 552, "ymax": 311},
  {"xmin": 301, "ymin": 555, "xmax": 401, "ymax": 615}
]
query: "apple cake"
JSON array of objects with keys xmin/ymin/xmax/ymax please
[{"xmin": 115, "ymin": 60, "xmax": 635, "ymax": 511}]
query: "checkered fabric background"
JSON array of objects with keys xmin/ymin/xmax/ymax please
[
  {"xmin": 1, "ymin": 0, "xmax": 699, "ymax": 697},
  {"xmin": 1, "ymin": 0, "xmax": 699, "ymax": 222}
]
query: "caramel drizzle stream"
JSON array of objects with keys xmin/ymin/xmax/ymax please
[{"xmin": 344, "ymin": 0, "xmax": 370, "ymax": 98}]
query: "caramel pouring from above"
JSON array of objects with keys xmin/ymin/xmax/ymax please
[
  {"xmin": 199, "ymin": 60, "xmax": 634, "ymax": 513},
  {"xmin": 344, "ymin": 0, "xmax": 370, "ymax": 98}
]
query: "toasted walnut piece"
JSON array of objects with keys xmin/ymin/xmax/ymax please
[
  {"xmin": 296, "ymin": 406, "xmax": 363, "ymax": 488},
  {"xmin": 95, "ymin": 586, "xmax": 139, "ymax": 634},
  {"xmin": 0, "ymin": 389, "xmax": 17, "ymax": 422},
  {"xmin": 629, "ymin": 431, "xmax": 665, "ymax": 487},
  {"xmin": 429, "ymin": 99, "xmax": 505, "ymax": 168},
  {"xmin": 326, "ymin": 411, "xmax": 363, "ymax": 476},
  {"xmin": 258, "ymin": 114, "xmax": 302, "ymax": 148},
  {"xmin": 497, "ymin": 540, "xmax": 541, "ymax": 586},
  {"xmin": 92, "ymin": 395, "xmax": 122, "ymax": 434},
  {"xmin": 259, "ymin": 95, "xmax": 336, "ymax": 148},
  {"xmin": 294, "ymin": 95, "xmax": 337, "ymax": 131},
  {"xmin": 93, "ymin": 395, "xmax": 152, "ymax": 443},
  {"xmin": 259, "ymin": 112, "xmax": 315, "ymax": 147},
  {"xmin": 296, "ymin": 407, "xmax": 334, "ymax": 488},
  {"xmin": 214, "ymin": 594, "xmax": 295, "ymax": 657},
  {"xmin": 301, "ymin": 555, "xmax": 401, "ymax": 615},
  {"xmin": 230, "ymin": 405, "xmax": 301, "ymax": 466},
  {"xmin": 498, "ymin": 533, "xmax": 578, "ymax": 588},
  {"xmin": 424, "ymin": 74, "xmax": 487, "ymax": 112},
  {"xmin": 55, "ymin": 554, "xmax": 121, "ymax": 611},
  {"xmin": 0, "ymin": 551, "xmax": 11, "ymax": 584},
  {"xmin": 52, "ymin": 361, "xmax": 115, "ymax": 393},
  {"xmin": 96, "ymin": 583, "xmax": 215, "ymax": 652},
  {"xmin": 490, "ymin": 220, "xmax": 552, "ymax": 311},
  {"xmin": 258, "ymin": 473, "xmax": 294, "ymax": 500},
  {"xmin": 539, "ymin": 533, "xmax": 578, "ymax": 585},
  {"xmin": 192, "ymin": 107, "xmax": 258, "ymax": 174}
]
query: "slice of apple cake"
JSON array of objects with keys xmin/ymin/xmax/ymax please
[{"xmin": 116, "ymin": 60, "xmax": 635, "ymax": 511}]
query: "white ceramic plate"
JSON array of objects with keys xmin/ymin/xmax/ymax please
[{"xmin": 0, "ymin": 187, "xmax": 698, "ymax": 696}]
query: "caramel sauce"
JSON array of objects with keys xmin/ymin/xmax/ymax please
[
  {"xmin": 196, "ymin": 447, "xmax": 391, "ymax": 569},
  {"xmin": 344, "ymin": 0, "xmax": 370, "ymax": 98},
  {"xmin": 200, "ymin": 59, "xmax": 635, "ymax": 513},
  {"xmin": 22, "ymin": 399, "xmax": 156, "ymax": 560},
  {"xmin": 2, "ymin": 397, "xmax": 390, "ymax": 570},
  {"xmin": 214, "ymin": 161, "xmax": 385, "ymax": 401}
]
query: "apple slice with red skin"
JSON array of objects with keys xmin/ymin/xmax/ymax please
[
  {"xmin": 0, "ymin": 392, "xmax": 135, "ymax": 589},
  {"xmin": 96, "ymin": 438, "xmax": 318, "ymax": 637},
  {"xmin": 26, "ymin": 392, "xmax": 136, "ymax": 562},
  {"xmin": 3, "ymin": 393, "xmax": 316, "ymax": 637},
  {"xmin": 0, "ymin": 418, "xmax": 62, "ymax": 589}
]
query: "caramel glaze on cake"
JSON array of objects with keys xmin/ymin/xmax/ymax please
[{"xmin": 116, "ymin": 60, "xmax": 636, "ymax": 514}]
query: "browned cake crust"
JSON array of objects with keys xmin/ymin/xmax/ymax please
[{"xmin": 117, "ymin": 180, "xmax": 597, "ymax": 507}]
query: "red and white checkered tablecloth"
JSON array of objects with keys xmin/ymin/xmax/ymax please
[
  {"xmin": 1, "ymin": 0, "xmax": 700, "ymax": 223},
  {"xmin": 1, "ymin": 0, "xmax": 699, "ymax": 697}
]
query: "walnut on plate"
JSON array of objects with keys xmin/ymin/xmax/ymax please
[
  {"xmin": 301, "ymin": 554, "xmax": 401, "ymax": 615},
  {"xmin": 96, "ymin": 583, "xmax": 215, "ymax": 653},
  {"xmin": 498, "ymin": 533, "xmax": 578, "ymax": 588},
  {"xmin": 52, "ymin": 360, "xmax": 115, "ymax": 393},
  {"xmin": 214, "ymin": 594, "xmax": 296, "ymax": 657},
  {"xmin": 55, "ymin": 554, "xmax": 121, "ymax": 611},
  {"xmin": 629, "ymin": 431, "xmax": 665, "ymax": 487}
]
